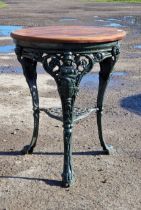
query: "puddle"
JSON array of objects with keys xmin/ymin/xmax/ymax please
[
  {"xmin": 95, "ymin": 18, "xmax": 123, "ymax": 27},
  {"xmin": 107, "ymin": 18, "xmax": 121, "ymax": 22},
  {"xmin": 0, "ymin": 25, "xmax": 22, "ymax": 37},
  {"xmin": 95, "ymin": 17, "xmax": 124, "ymax": 28},
  {"xmin": 105, "ymin": 23, "xmax": 123, "ymax": 28},
  {"xmin": 0, "ymin": 65, "xmax": 45, "ymax": 74},
  {"xmin": 0, "ymin": 66, "xmax": 21, "ymax": 74},
  {"xmin": 134, "ymin": 44, "xmax": 141, "ymax": 49},
  {"xmin": 96, "ymin": 19, "xmax": 105, "ymax": 22},
  {"xmin": 112, "ymin": 72, "xmax": 127, "ymax": 77},
  {"xmin": 59, "ymin": 17, "xmax": 78, "ymax": 22},
  {"xmin": 95, "ymin": 15, "xmax": 141, "ymax": 28},
  {"xmin": 122, "ymin": 15, "xmax": 141, "ymax": 28},
  {"xmin": 0, "ymin": 25, "xmax": 22, "ymax": 54},
  {"xmin": 123, "ymin": 16, "xmax": 137, "ymax": 25},
  {"xmin": 80, "ymin": 71, "xmax": 127, "ymax": 88},
  {"xmin": 81, "ymin": 73, "xmax": 99, "ymax": 86},
  {"xmin": 0, "ymin": 45, "xmax": 14, "ymax": 53}
]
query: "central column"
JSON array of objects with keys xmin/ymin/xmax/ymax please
[
  {"xmin": 57, "ymin": 52, "xmax": 78, "ymax": 187},
  {"xmin": 42, "ymin": 50, "xmax": 94, "ymax": 187}
]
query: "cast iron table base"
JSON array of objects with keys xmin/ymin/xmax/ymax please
[{"xmin": 11, "ymin": 26, "xmax": 126, "ymax": 187}]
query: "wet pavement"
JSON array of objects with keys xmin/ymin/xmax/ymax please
[
  {"xmin": 0, "ymin": 25, "xmax": 22, "ymax": 37},
  {"xmin": 0, "ymin": 15, "xmax": 141, "ymax": 76},
  {"xmin": 94, "ymin": 15, "xmax": 141, "ymax": 29},
  {"xmin": 0, "ymin": 45, "xmax": 14, "ymax": 53},
  {"xmin": 0, "ymin": 15, "xmax": 141, "ymax": 53},
  {"xmin": 0, "ymin": 25, "xmax": 22, "ymax": 56},
  {"xmin": 134, "ymin": 44, "xmax": 141, "ymax": 49},
  {"xmin": 80, "ymin": 71, "xmax": 127, "ymax": 88}
]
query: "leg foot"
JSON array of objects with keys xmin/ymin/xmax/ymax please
[
  {"xmin": 62, "ymin": 172, "xmax": 75, "ymax": 187},
  {"xmin": 103, "ymin": 144, "xmax": 113, "ymax": 155},
  {"xmin": 21, "ymin": 145, "xmax": 34, "ymax": 155}
]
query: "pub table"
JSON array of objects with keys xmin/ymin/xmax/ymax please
[{"xmin": 11, "ymin": 26, "xmax": 126, "ymax": 187}]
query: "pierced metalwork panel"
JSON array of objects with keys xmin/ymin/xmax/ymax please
[{"xmin": 41, "ymin": 106, "xmax": 98, "ymax": 123}]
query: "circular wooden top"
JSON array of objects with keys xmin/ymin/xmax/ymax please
[{"xmin": 11, "ymin": 26, "xmax": 126, "ymax": 44}]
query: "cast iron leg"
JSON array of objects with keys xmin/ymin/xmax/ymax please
[
  {"xmin": 55, "ymin": 54, "xmax": 78, "ymax": 187},
  {"xmin": 20, "ymin": 57, "xmax": 39, "ymax": 154},
  {"xmin": 58, "ymin": 77, "xmax": 76, "ymax": 187},
  {"xmin": 61, "ymin": 96, "xmax": 75, "ymax": 187},
  {"xmin": 97, "ymin": 57, "xmax": 116, "ymax": 154}
]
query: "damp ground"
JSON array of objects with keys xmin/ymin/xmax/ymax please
[{"xmin": 0, "ymin": 1, "xmax": 141, "ymax": 210}]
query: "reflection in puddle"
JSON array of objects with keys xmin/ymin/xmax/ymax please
[
  {"xmin": 0, "ymin": 66, "xmax": 21, "ymax": 73},
  {"xmin": 0, "ymin": 25, "xmax": 22, "ymax": 37},
  {"xmin": 107, "ymin": 18, "xmax": 121, "ymax": 22},
  {"xmin": 112, "ymin": 72, "xmax": 127, "ymax": 77},
  {"xmin": 95, "ymin": 15, "xmax": 141, "ymax": 29},
  {"xmin": 81, "ymin": 73, "xmax": 99, "ymax": 86},
  {"xmin": 122, "ymin": 15, "xmax": 141, "ymax": 27},
  {"xmin": 0, "ymin": 65, "xmax": 44, "ymax": 74},
  {"xmin": 95, "ymin": 18, "xmax": 123, "ymax": 27},
  {"xmin": 95, "ymin": 17, "xmax": 123, "ymax": 28},
  {"xmin": 123, "ymin": 16, "xmax": 137, "ymax": 25},
  {"xmin": 96, "ymin": 19, "xmax": 105, "ymax": 22},
  {"xmin": 80, "ymin": 72, "xmax": 127, "ymax": 87},
  {"xmin": 0, "ymin": 45, "xmax": 14, "ymax": 53},
  {"xmin": 134, "ymin": 44, "xmax": 141, "ymax": 49},
  {"xmin": 106, "ymin": 23, "xmax": 123, "ymax": 28},
  {"xmin": 0, "ymin": 25, "xmax": 22, "ymax": 54}
]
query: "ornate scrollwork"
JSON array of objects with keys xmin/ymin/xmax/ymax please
[
  {"xmin": 42, "ymin": 52, "xmax": 94, "ymax": 87},
  {"xmin": 56, "ymin": 52, "xmax": 79, "ymax": 99},
  {"xmin": 15, "ymin": 45, "xmax": 118, "ymax": 79},
  {"xmin": 75, "ymin": 54, "xmax": 94, "ymax": 73},
  {"xmin": 112, "ymin": 46, "xmax": 120, "ymax": 56},
  {"xmin": 42, "ymin": 54, "xmax": 61, "ymax": 79},
  {"xmin": 93, "ymin": 52, "xmax": 104, "ymax": 62},
  {"xmin": 112, "ymin": 46, "xmax": 120, "ymax": 61}
]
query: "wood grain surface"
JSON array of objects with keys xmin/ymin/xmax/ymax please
[{"xmin": 11, "ymin": 26, "xmax": 126, "ymax": 43}]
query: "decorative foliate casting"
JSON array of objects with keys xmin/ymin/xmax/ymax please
[
  {"xmin": 112, "ymin": 46, "xmax": 120, "ymax": 56},
  {"xmin": 42, "ymin": 52, "xmax": 94, "ymax": 85},
  {"xmin": 15, "ymin": 44, "xmax": 120, "ymax": 74}
]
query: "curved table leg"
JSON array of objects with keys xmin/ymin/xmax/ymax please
[
  {"xmin": 97, "ymin": 57, "xmax": 117, "ymax": 154},
  {"xmin": 20, "ymin": 57, "xmax": 40, "ymax": 154}
]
